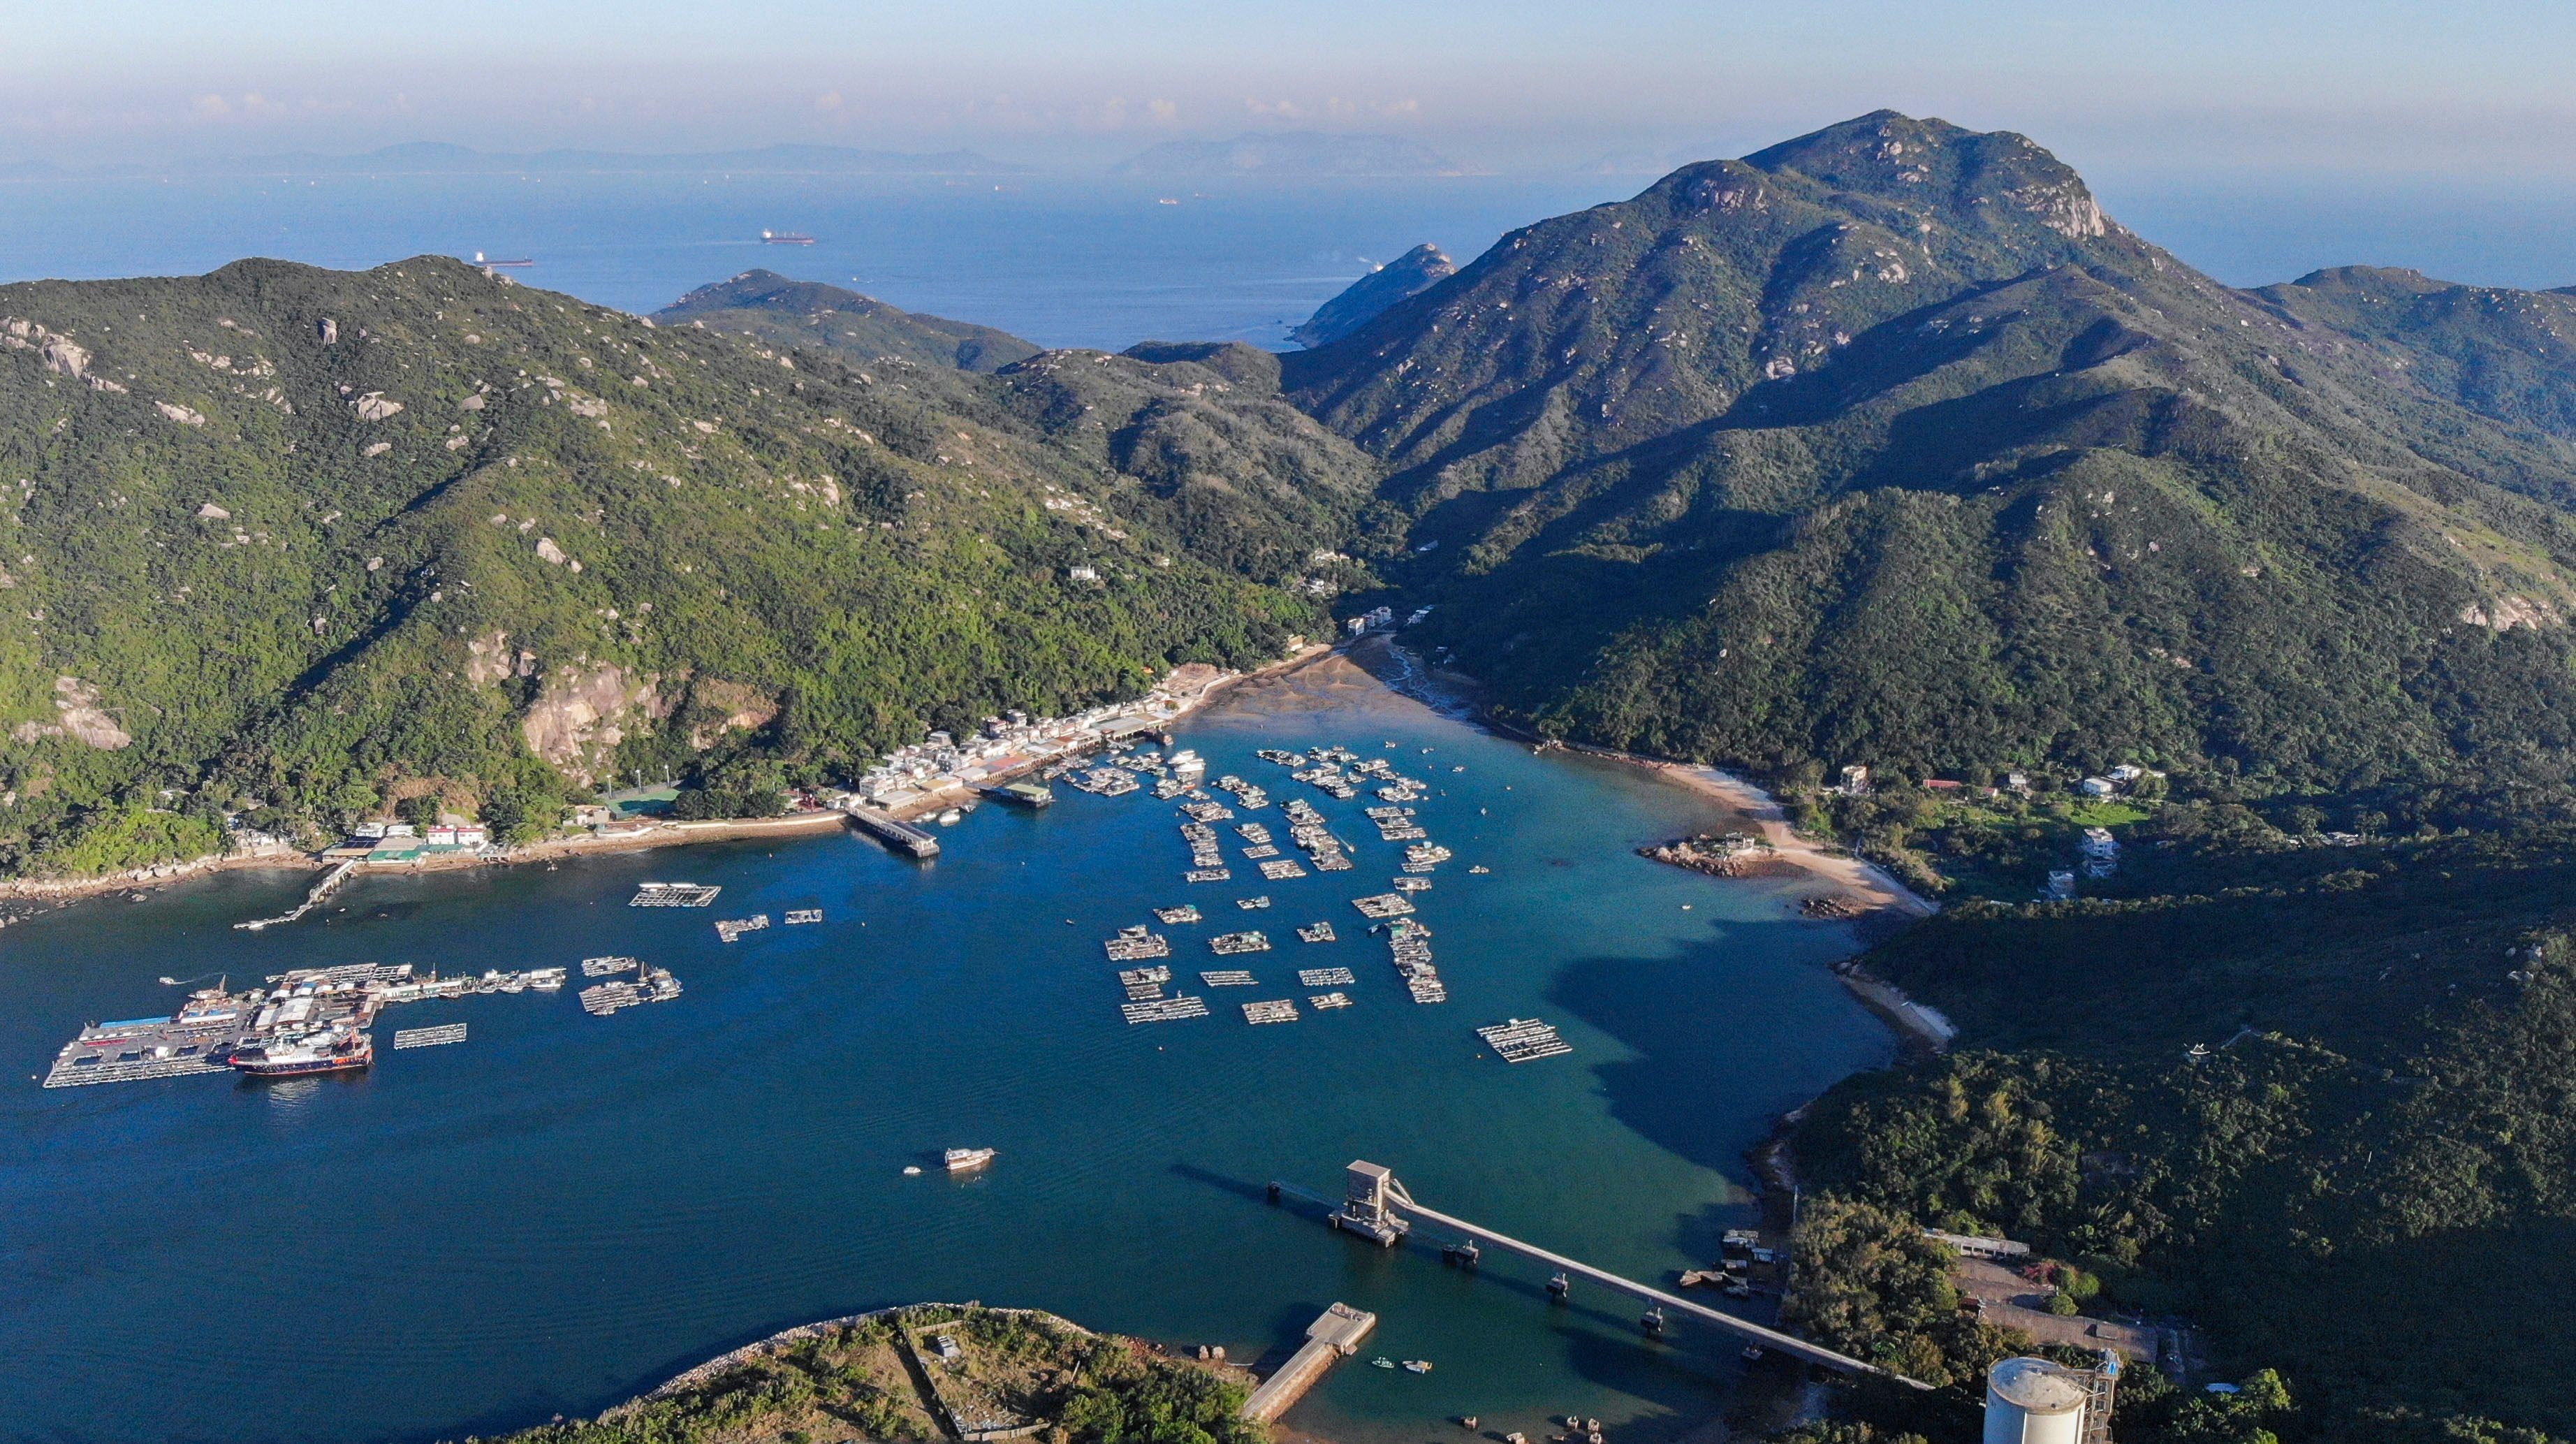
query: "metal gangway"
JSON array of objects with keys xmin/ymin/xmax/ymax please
[{"xmin": 1282, "ymin": 1160, "xmax": 1930, "ymax": 1390}]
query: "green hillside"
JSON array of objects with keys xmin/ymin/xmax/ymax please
[
  {"xmin": 2256, "ymin": 265, "xmax": 2576, "ymax": 447},
  {"xmin": 0, "ymin": 257, "xmax": 1366, "ymax": 875},
  {"xmin": 654, "ymin": 269, "xmax": 1042, "ymax": 373},
  {"xmin": 1786, "ymin": 830, "xmax": 2576, "ymax": 1443},
  {"xmin": 1282, "ymin": 112, "xmax": 2576, "ymax": 825}
]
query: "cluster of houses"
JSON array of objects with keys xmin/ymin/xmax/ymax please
[
  {"xmin": 322, "ymin": 819, "xmax": 497, "ymax": 864},
  {"xmin": 1828, "ymin": 758, "xmax": 2165, "ymax": 901},
  {"xmin": 1836, "ymin": 759, "xmax": 2166, "ymax": 801},
  {"xmin": 2076, "ymin": 763, "xmax": 2158, "ymax": 797},
  {"xmin": 846, "ymin": 669, "xmax": 1228, "ymax": 812},
  {"xmin": 1342, "ymin": 604, "xmax": 1433, "ymax": 637}
]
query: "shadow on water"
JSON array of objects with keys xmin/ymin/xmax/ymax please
[{"xmin": 1548, "ymin": 928, "xmax": 1892, "ymax": 1199}]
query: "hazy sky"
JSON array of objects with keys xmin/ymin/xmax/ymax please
[{"xmin": 8, "ymin": 0, "xmax": 2575, "ymax": 180}]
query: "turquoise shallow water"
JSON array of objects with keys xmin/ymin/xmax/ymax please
[{"xmin": 0, "ymin": 659, "xmax": 1891, "ymax": 1444}]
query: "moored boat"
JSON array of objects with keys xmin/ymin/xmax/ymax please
[{"xmin": 229, "ymin": 1026, "xmax": 373, "ymax": 1077}]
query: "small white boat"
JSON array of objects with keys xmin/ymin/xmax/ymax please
[
  {"xmin": 937, "ymin": 808, "xmax": 963, "ymax": 826},
  {"xmin": 1370, "ymin": 1357, "xmax": 1396, "ymax": 1370},
  {"xmin": 944, "ymin": 1146, "xmax": 997, "ymax": 1172},
  {"xmin": 902, "ymin": 1165, "xmax": 923, "ymax": 1176},
  {"xmin": 1403, "ymin": 1359, "xmax": 1434, "ymax": 1374}
]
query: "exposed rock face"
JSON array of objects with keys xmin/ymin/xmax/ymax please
[
  {"xmin": 41, "ymin": 334, "xmax": 91, "ymax": 379},
  {"xmin": 464, "ymin": 630, "xmax": 537, "ymax": 686},
  {"xmin": 156, "ymin": 402, "xmax": 205, "ymax": 426},
  {"xmin": 535, "ymin": 537, "xmax": 569, "ymax": 566},
  {"xmin": 318, "ymin": 317, "xmax": 338, "ymax": 344},
  {"xmin": 353, "ymin": 393, "xmax": 403, "ymax": 421},
  {"xmin": 686, "ymin": 678, "xmax": 779, "ymax": 748},
  {"xmin": 10, "ymin": 677, "xmax": 132, "ymax": 750},
  {"xmin": 2461, "ymin": 595, "xmax": 2561, "ymax": 631},
  {"xmin": 196, "ymin": 502, "xmax": 230, "ymax": 520},
  {"xmin": 520, "ymin": 664, "xmax": 661, "ymax": 785}
]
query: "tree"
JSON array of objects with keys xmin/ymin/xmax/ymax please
[{"xmin": 2163, "ymin": 1371, "xmax": 2293, "ymax": 1444}]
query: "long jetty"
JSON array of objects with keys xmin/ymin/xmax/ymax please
[
  {"xmin": 235, "ymin": 858, "xmax": 360, "ymax": 931},
  {"xmin": 1239, "ymin": 1304, "xmax": 1375, "ymax": 1423},
  {"xmin": 1286, "ymin": 1162, "xmax": 1929, "ymax": 1389}
]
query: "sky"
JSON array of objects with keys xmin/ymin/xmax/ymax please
[{"xmin": 8, "ymin": 0, "xmax": 2576, "ymax": 178}]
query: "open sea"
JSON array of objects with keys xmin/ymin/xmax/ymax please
[
  {"xmin": 0, "ymin": 655, "xmax": 1894, "ymax": 1444},
  {"xmin": 0, "ymin": 170, "xmax": 1629, "ymax": 352},
  {"xmin": 1, "ymin": 164, "xmax": 2567, "ymax": 358}
]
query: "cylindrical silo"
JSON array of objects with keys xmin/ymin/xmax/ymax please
[{"xmin": 1983, "ymin": 1356, "xmax": 2088, "ymax": 1444}]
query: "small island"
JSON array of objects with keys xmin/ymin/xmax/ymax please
[{"xmin": 464, "ymin": 1304, "xmax": 1262, "ymax": 1444}]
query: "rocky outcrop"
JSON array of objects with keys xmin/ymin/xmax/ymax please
[
  {"xmin": 353, "ymin": 393, "xmax": 404, "ymax": 421},
  {"xmin": 10, "ymin": 677, "xmax": 132, "ymax": 750},
  {"xmin": 686, "ymin": 678, "xmax": 779, "ymax": 748},
  {"xmin": 521, "ymin": 664, "xmax": 662, "ymax": 785},
  {"xmin": 2461, "ymin": 595, "xmax": 2561, "ymax": 631},
  {"xmin": 1639, "ymin": 832, "xmax": 1792, "ymax": 878},
  {"xmin": 464, "ymin": 630, "xmax": 539, "ymax": 686}
]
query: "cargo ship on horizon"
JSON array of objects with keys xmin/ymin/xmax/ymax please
[{"xmin": 761, "ymin": 230, "xmax": 817, "ymax": 245}]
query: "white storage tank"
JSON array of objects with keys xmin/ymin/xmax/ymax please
[{"xmin": 1984, "ymin": 1356, "xmax": 2088, "ymax": 1444}]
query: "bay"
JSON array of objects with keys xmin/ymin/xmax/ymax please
[{"xmin": 0, "ymin": 656, "xmax": 1892, "ymax": 1444}]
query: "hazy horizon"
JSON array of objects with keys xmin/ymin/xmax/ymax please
[
  {"xmin": 5, "ymin": 2, "xmax": 2573, "ymax": 291},
  {"xmin": 10, "ymin": 1, "xmax": 2575, "ymax": 178}
]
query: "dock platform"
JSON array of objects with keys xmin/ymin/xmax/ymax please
[
  {"xmin": 1240, "ymin": 1304, "xmax": 1376, "ymax": 1422},
  {"xmin": 846, "ymin": 805, "xmax": 940, "ymax": 859}
]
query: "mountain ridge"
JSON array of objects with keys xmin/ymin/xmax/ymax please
[{"xmin": 1279, "ymin": 110, "xmax": 2576, "ymax": 822}]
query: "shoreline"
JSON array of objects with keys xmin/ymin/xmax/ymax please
[
  {"xmin": 1563, "ymin": 753, "xmax": 1953, "ymax": 1052},
  {"xmin": 1, "ymin": 645, "xmax": 1338, "ymax": 914},
  {"xmin": 1340, "ymin": 639, "xmax": 1954, "ymax": 1055}
]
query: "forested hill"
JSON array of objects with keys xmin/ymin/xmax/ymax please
[
  {"xmin": 0, "ymin": 257, "xmax": 1373, "ymax": 875},
  {"xmin": 654, "ymin": 270, "xmax": 1042, "ymax": 372},
  {"xmin": 1283, "ymin": 110, "xmax": 2576, "ymax": 826}
]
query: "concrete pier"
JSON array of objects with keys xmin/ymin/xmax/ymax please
[
  {"xmin": 1240, "ymin": 1303, "xmax": 1376, "ymax": 1423},
  {"xmin": 844, "ymin": 804, "xmax": 941, "ymax": 859}
]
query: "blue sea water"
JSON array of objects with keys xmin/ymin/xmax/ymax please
[
  {"xmin": 0, "ymin": 171, "xmax": 1627, "ymax": 351},
  {"xmin": 0, "ymin": 657, "xmax": 1894, "ymax": 1444}
]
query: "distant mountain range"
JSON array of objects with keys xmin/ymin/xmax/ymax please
[
  {"xmin": 1111, "ymin": 131, "xmax": 1465, "ymax": 177},
  {"xmin": 0, "ymin": 143, "xmax": 1032, "ymax": 178}
]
